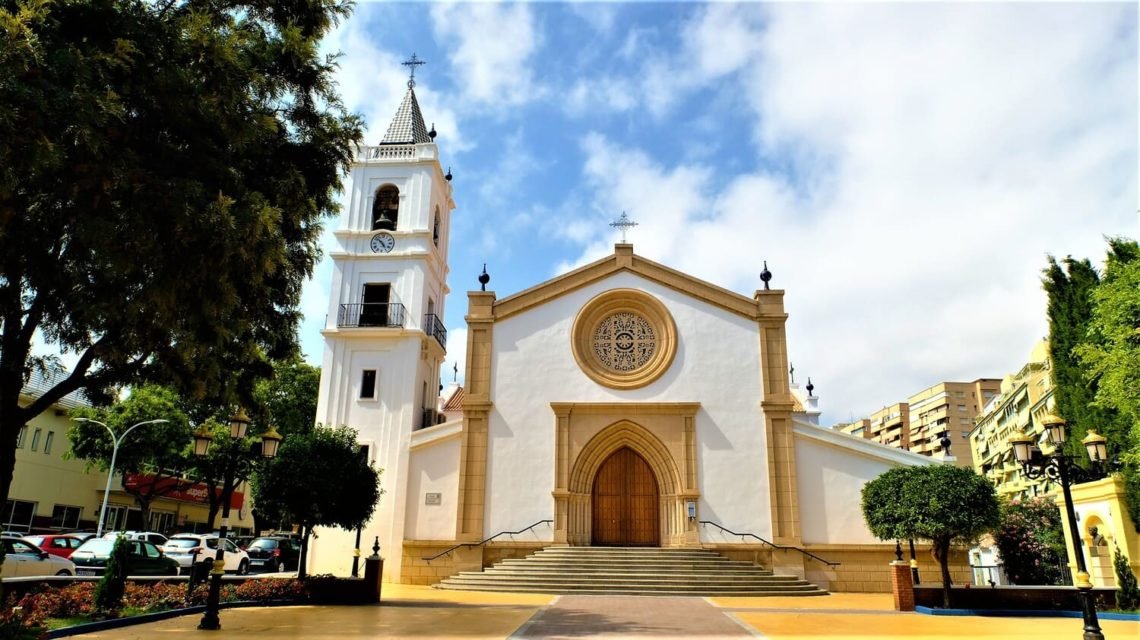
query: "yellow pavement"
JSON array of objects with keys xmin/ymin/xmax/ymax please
[{"xmin": 73, "ymin": 586, "xmax": 1140, "ymax": 639}]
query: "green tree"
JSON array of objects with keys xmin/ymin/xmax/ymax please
[
  {"xmin": 94, "ymin": 535, "xmax": 130, "ymax": 613},
  {"xmin": 1114, "ymin": 546, "xmax": 1140, "ymax": 611},
  {"xmin": 1047, "ymin": 239, "xmax": 1140, "ymax": 526},
  {"xmin": 862, "ymin": 464, "xmax": 1000, "ymax": 608},
  {"xmin": 68, "ymin": 385, "xmax": 193, "ymax": 531},
  {"xmin": 0, "ymin": 0, "xmax": 362, "ymax": 516},
  {"xmin": 1076, "ymin": 240, "xmax": 1140, "ymax": 464},
  {"xmin": 253, "ymin": 357, "xmax": 319, "ymax": 440},
  {"xmin": 249, "ymin": 357, "xmax": 319, "ymax": 533},
  {"xmin": 992, "ymin": 497, "xmax": 1066, "ymax": 585},
  {"xmin": 253, "ymin": 425, "xmax": 382, "ymax": 577},
  {"xmin": 1042, "ymin": 255, "xmax": 1130, "ymax": 460}
]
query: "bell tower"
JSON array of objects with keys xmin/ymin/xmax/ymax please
[{"xmin": 312, "ymin": 55, "xmax": 454, "ymax": 580}]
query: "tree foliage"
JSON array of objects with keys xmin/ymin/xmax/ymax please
[
  {"xmin": 252, "ymin": 425, "xmax": 382, "ymax": 577},
  {"xmin": 68, "ymin": 385, "xmax": 192, "ymax": 530},
  {"xmin": 94, "ymin": 535, "xmax": 130, "ymax": 613},
  {"xmin": 1045, "ymin": 239, "xmax": 1140, "ymax": 527},
  {"xmin": 862, "ymin": 464, "xmax": 1000, "ymax": 607},
  {"xmin": 992, "ymin": 497, "xmax": 1066, "ymax": 585},
  {"xmin": 0, "ymin": 0, "xmax": 362, "ymax": 520},
  {"xmin": 1115, "ymin": 546, "xmax": 1140, "ymax": 611},
  {"xmin": 252, "ymin": 357, "xmax": 319, "ymax": 440}
]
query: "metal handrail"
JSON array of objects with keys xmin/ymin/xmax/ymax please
[
  {"xmin": 337, "ymin": 302, "xmax": 406, "ymax": 328},
  {"xmin": 423, "ymin": 519, "xmax": 553, "ymax": 562},
  {"xmin": 699, "ymin": 520, "xmax": 840, "ymax": 567}
]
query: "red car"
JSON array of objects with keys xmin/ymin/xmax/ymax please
[{"xmin": 22, "ymin": 534, "xmax": 89, "ymax": 559}]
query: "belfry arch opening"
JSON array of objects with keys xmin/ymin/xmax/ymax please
[{"xmin": 372, "ymin": 185, "xmax": 399, "ymax": 231}]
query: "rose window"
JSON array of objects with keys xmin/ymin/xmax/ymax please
[{"xmin": 592, "ymin": 312, "xmax": 657, "ymax": 372}]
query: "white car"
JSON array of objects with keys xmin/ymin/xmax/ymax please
[
  {"xmin": 161, "ymin": 535, "xmax": 249, "ymax": 574},
  {"xmin": 102, "ymin": 530, "xmax": 168, "ymax": 546},
  {"xmin": 1, "ymin": 536, "xmax": 76, "ymax": 577}
]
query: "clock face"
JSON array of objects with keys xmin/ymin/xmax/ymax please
[{"xmin": 370, "ymin": 232, "xmax": 395, "ymax": 253}]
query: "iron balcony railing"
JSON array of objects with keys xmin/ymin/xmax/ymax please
[
  {"xmin": 337, "ymin": 303, "xmax": 406, "ymax": 328},
  {"xmin": 424, "ymin": 313, "xmax": 447, "ymax": 349}
]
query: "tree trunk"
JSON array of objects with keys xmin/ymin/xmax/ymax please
[
  {"xmin": 297, "ymin": 525, "xmax": 310, "ymax": 579},
  {"xmin": 933, "ymin": 537, "xmax": 953, "ymax": 608}
]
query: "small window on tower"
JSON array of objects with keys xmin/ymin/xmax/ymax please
[
  {"xmin": 372, "ymin": 185, "xmax": 399, "ymax": 231},
  {"xmin": 433, "ymin": 206, "xmax": 441, "ymax": 246},
  {"xmin": 360, "ymin": 370, "xmax": 377, "ymax": 399}
]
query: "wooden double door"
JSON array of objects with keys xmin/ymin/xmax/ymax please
[{"xmin": 591, "ymin": 447, "xmax": 659, "ymax": 546}]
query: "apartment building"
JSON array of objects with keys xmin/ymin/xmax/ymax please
[
  {"xmin": 832, "ymin": 379, "xmax": 1000, "ymax": 466},
  {"xmin": 839, "ymin": 404, "xmax": 911, "ymax": 449},
  {"xmin": 6, "ymin": 373, "xmax": 255, "ymax": 536},
  {"xmin": 907, "ymin": 379, "xmax": 1001, "ymax": 466},
  {"xmin": 970, "ymin": 341, "xmax": 1056, "ymax": 499}
]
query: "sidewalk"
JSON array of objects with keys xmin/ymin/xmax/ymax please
[{"xmin": 72, "ymin": 586, "xmax": 1140, "ymax": 639}]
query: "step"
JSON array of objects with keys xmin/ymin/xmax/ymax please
[{"xmin": 430, "ymin": 546, "xmax": 827, "ymax": 597}]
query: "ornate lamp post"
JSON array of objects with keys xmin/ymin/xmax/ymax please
[
  {"xmin": 73, "ymin": 417, "xmax": 169, "ymax": 537},
  {"xmin": 1008, "ymin": 414, "xmax": 1106, "ymax": 640},
  {"xmin": 192, "ymin": 409, "xmax": 283, "ymax": 631}
]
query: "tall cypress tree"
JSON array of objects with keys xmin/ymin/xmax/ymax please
[{"xmin": 1043, "ymin": 242, "xmax": 1139, "ymax": 527}]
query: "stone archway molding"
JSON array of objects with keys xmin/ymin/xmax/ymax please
[{"xmin": 552, "ymin": 403, "xmax": 700, "ymax": 548}]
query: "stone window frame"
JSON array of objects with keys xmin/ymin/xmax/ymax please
[{"xmin": 571, "ymin": 288, "xmax": 677, "ymax": 390}]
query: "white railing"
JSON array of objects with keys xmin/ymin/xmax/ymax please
[{"xmin": 358, "ymin": 145, "xmax": 416, "ymax": 161}]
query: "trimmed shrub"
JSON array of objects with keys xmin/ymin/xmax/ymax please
[
  {"xmin": 303, "ymin": 574, "xmax": 370, "ymax": 604},
  {"xmin": 94, "ymin": 536, "xmax": 131, "ymax": 612},
  {"xmin": 1115, "ymin": 546, "xmax": 1140, "ymax": 611},
  {"xmin": 234, "ymin": 578, "xmax": 306, "ymax": 602}
]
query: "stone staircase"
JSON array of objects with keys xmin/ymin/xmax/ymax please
[{"xmin": 434, "ymin": 546, "xmax": 828, "ymax": 596}]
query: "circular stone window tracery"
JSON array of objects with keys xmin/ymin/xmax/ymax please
[{"xmin": 572, "ymin": 289, "xmax": 677, "ymax": 389}]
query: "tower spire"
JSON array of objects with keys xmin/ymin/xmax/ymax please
[{"xmin": 381, "ymin": 54, "xmax": 432, "ymax": 145}]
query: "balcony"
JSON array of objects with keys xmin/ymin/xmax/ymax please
[
  {"xmin": 338, "ymin": 303, "xmax": 406, "ymax": 328},
  {"xmin": 424, "ymin": 313, "xmax": 447, "ymax": 350}
]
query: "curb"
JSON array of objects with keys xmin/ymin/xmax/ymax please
[
  {"xmin": 44, "ymin": 600, "xmax": 301, "ymax": 639},
  {"xmin": 914, "ymin": 605, "xmax": 1140, "ymax": 621}
]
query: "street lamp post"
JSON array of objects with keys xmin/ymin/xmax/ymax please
[
  {"xmin": 1009, "ymin": 414, "xmax": 1107, "ymax": 640},
  {"xmin": 192, "ymin": 409, "xmax": 283, "ymax": 631},
  {"xmin": 73, "ymin": 417, "xmax": 170, "ymax": 537}
]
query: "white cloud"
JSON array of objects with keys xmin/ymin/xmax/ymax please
[
  {"xmin": 322, "ymin": 14, "xmax": 469, "ymax": 152},
  {"xmin": 567, "ymin": 2, "xmax": 619, "ymax": 35},
  {"xmin": 563, "ymin": 3, "xmax": 1137, "ymax": 423},
  {"xmin": 442, "ymin": 327, "xmax": 468, "ymax": 388},
  {"xmin": 430, "ymin": 2, "xmax": 543, "ymax": 107}
]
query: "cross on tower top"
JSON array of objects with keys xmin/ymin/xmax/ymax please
[
  {"xmin": 402, "ymin": 53, "xmax": 426, "ymax": 88},
  {"xmin": 610, "ymin": 211, "xmax": 638, "ymax": 243}
]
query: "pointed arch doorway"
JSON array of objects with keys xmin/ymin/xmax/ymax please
[{"xmin": 592, "ymin": 447, "xmax": 660, "ymax": 546}]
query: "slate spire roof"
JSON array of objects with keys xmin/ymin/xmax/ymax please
[{"xmin": 380, "ymin": 86, "xmax": 432, "ymax": 145}]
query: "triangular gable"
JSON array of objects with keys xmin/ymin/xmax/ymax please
[{"xmin": 493, "ymin": 244, "xmax": 778, "ymax": 321}]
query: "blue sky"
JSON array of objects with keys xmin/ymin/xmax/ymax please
[{"xmin": 299, "ymin": 1, "xmax": 1139, "ymax": 425}]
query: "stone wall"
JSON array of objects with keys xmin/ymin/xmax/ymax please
[
  {"xmin": 399, "ymin": 540, "xmax": 547, "ymax": 585},
  {"xmin": 802, "ymin": 544, "xmax": 972, "ymax": 593}
]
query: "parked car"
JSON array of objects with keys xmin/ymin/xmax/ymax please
[
  {"xmin": 70, "ymin": 538, "xmax": 179, "ymax": 576},
  {"xmin": 245, "ymin": 537, "xmax": 301, "ymax": 573},
  {"xmin": 102, "ymin": 531, "xmax": 168, "ymax": 546},
  {"xmin": 0, "ymin": 537, "xmax": 76, "ymax": 577},
  {"xmin": 232, "ymin": 535, "xmax": 257, "ymax": 550},
  {"xmin": 22, "ymin": 534, "xmax": 87, "ymax": 559},
  {"xmin": 160, "ymin": 535, "xmax": 249, "ymax": 574}
]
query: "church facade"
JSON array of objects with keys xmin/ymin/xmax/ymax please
[{"xmin": 311, "ymin": 76, "xmax": 956, "ymax": 593}]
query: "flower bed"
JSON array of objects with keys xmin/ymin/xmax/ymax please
[{"xmin": 0, "ymin": 576, "xmax": 348, "ymax": 634}]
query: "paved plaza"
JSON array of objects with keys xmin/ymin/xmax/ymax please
[{"xmin": 75, "ymin": 585, "xmax": 1140, "ymax": 639}]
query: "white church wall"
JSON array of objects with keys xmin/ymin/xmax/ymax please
[
  {"xmin": 793, "ymin": 422, "xmax": 932, "ymax": 545},
  {"xmin": 486, "ymin": 271, "xmax": 772, "ymax": 540},
  {"xmin": 312, "ymin": 337, "xmax": 422, "ymax": 577},
  {"xmin": 405, "ymin": 434, "xmax": 461, "ymax": 540}
]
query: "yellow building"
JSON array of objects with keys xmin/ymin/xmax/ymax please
[
  {"xmin": 907, "ymin": 379, "xmax": 1000, "ymax": 466},
  {"xmin": 968, "ymin": 341, "xmax": 1056, "ymax": 499},
  {"xmin": 6, "ymin": 373, "xmax": 255, "ymax": 536}
]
